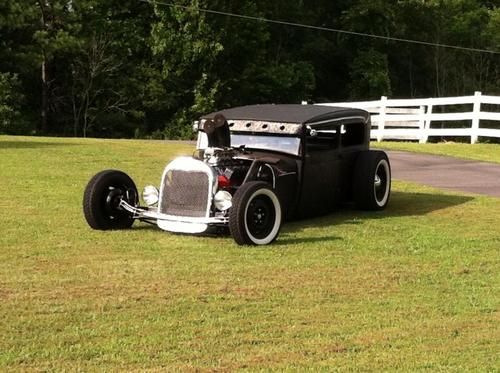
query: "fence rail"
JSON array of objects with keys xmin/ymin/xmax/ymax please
[{"xmin": 320, "ymin": 92, "xmax": 500, "ymax": 144}]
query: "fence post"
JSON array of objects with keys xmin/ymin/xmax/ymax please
[
  {"xmin": 377, "ymin": 96, "xmax": 387, "ymax": 142},
  {"xmin": 422, "ymin": 103, "xmax": 433, "ymax": 144},
  {"xmin": 418, "ymin": 105, "xmax": 426, "ymax": 143},
  {"xmin": 471, "ymin": 91, "xmax": 482, "ymax": 144}
]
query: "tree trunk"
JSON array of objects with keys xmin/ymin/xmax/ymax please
[
  {"xmin": 38, "ymin": 1, "xmax": 49, "ymax": 134},
  {"xmin": 41, "ymin": 55, "xmax": 48, "ymax": 134}
]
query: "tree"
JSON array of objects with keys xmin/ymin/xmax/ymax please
[
  {"xmin": 0, "ymin": 73, "xmax": 25, "ymax": 134},
  {"xmin": 33, "ymin": 0, "xmax": 81, "ymax": 133},
  {"xmin": 150, "ymin": 0, "xmax": 224, "ymax": 138},
  {"xmin": 0, "ymin": 0, "xmax": 498, "ymax": 138},
  {"xmin": 70, "ymin": 34, "xmax": 128, "ymax": 137},
  {"xmin": 340, "ymin": 0, "xmax": 395, "ymax": 99}
]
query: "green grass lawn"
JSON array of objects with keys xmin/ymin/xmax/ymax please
[
  {"xmin": 375, "ymin": 141, "xmax": 500, "ymax": 164},
  {"xmin": 1, "ymin": 136, "xmax": 498, "ymax": 371}
]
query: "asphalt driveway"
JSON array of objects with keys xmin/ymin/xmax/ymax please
[{"xmin": 387, "ymin": 150, "xmax": 500, "ymax": 197}]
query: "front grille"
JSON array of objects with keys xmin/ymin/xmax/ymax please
[{"xmin": 159, "ymin": 170, "xmax": 210, "ymax": 217}]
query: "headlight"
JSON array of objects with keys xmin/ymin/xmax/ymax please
[
  {"xmin": 214, "ymin": 190, "xmax": 232, "ymax": 211},
  {"xmin": 142, "ymin": 185, "xmax": 159, "ymax": 206}
]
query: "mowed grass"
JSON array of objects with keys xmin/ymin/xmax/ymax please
[
  {"xmin": 376, "ymin": 140, "xmax": 500, "ymax": 164},
  {"xmin": 0, "ymin": 135, "xmax": 498, "ymax": 371}
]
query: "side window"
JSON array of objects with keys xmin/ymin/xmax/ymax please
[
  {"xmin": 306, "ymin": 125, "xmax": 340, "ymax": 152},
  {"xmin": 341, "ymin": 123, "xmax": 365, "ymax": 147}
]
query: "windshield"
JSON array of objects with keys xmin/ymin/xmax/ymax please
[{"xmin": 230, "ymin": 134, "xmax": 301, "ymax": 156}]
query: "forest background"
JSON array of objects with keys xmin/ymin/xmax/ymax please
[{"xmin": 1, "ymin": 0, "xmax": 499, "ymax": 139}]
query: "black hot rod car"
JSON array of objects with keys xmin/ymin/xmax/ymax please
[{"xmin": 83, "ymin": 104, "xmax": 391, "ymax": 245}]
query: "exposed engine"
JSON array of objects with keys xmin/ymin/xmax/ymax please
[{"xmin": 202, "ymin": 147, "xmax": 252, "ymax": 189}]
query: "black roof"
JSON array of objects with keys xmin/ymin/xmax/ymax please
[{"xmin": 202, "ymin": 104, "xmax": 369, "ymax": 126}]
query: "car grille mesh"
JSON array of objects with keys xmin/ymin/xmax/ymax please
[{"xmin": 160, "ymin": 170, "xmax": 210, "ymax": 218}]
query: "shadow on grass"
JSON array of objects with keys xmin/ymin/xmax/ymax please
[
  {"xmin": 131, "ymin": 191, "xmax": 474, "ymax": 245},
  {"xmin": 273, "ymin": 235, "xmax": 342, "ymax": 246},
  {"xmin": 0, "ymin": 140, "xmax": 81, "ymax": 149},
  {"xmin": 385, "ymin": 191, "xmax": 474, "ymax": 217},
  {"xmin": 282, "ymin": 191, "xmax": 474, "ymax": 235}
]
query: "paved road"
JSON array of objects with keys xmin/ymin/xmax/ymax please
[{"xmin": 387, "ymin": 150, "xmax": 500, "ymax": 197}]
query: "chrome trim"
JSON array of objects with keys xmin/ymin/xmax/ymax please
[
  {"xmin": 228, "ymin": 120, "xmax": 302, "ymax": 135},
  {"xmin": 307, "ymin": 116, "xmax": 367, "ymax": 127},
  {"xmin": 259, "ymin": 163, "xmax": 276, "ymax": 189},
  {"xmin": 159, "ymin": 157, "xmax": 216, "ymax": 219},
  {"xmin": 120, "ymin": 200, "xmax": 228, "ymax": 224}
]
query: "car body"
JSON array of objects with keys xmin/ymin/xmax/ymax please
[{"xmin": 83, "ymin": 104, "xmax": 391, "ymax": 245}]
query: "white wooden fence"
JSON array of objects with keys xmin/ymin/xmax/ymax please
[{"xmin": 320, "ymin": 92, "xmax": 500, "ymax": 144}]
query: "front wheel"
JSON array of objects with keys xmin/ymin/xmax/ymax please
[
  {"xmin": 229, "ymin": 181, "xmax": 282, "ymax": 245},
  {"xmin": 83, "ymin": 170, "xmax": 138, "ymax": 230},
  {"xmin": 353, "ymin": 151, "xmax": 391, "ymax": 210}
]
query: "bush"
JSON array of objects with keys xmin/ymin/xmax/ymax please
[{"xmin": 0, "ymin": 73, "xmax": 29, "ymax": 135}]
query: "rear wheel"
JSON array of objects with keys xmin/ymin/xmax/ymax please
[
  {"xmin": 83, "ymin": 170, "xmax": 138, "ymax": 230},
  {"xmin": 353, "ymin": 151, "xmax": 391, "ymax": 210},
  {"xmin": 229, "ymin": 181, "xmax": 282, "ymax": 245}
]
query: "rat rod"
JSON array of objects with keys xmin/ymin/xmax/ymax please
[{"xmin": 83, "ymin": 104, "xmax": 391, "ymax": 245}]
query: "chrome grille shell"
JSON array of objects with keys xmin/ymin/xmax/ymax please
[{"xmin": 158, "ymin": 157, "xmax": 216, "ymax": 219}]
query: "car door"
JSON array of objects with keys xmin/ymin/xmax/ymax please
[
  {"xmin": 337, "ymin": 121, "xmax": 370, "ymax": 200},
  {"xmin": 297, "ymin": 123, "xmax": 342, "ymax": 217}
]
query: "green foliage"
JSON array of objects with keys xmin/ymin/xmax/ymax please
[
  {"xmin": 349, "ymin": 49, "xmax": 392, "ymax": 99},
  {"xmin": 0, "ymin": 0, "xmax": 499, "ymax": 138},
  {"xmin": 486, "ymin": 7, "xmax": 500, "ymax": 48},
  {"xmin": 151, "ymin": 0, "xmax": 224, "ymax": 135},
  {"xmin": 0, "ymin": 73, "xmax": 27, "ymax": 134}
]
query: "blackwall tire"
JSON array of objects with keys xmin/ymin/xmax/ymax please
[
  {"xmin": 353, "ymin": 151, "xmax": 391, "ymax": 210},
  {"xmin": 83, "ymin": 170, "xmax": 138, "ymax": 230},
  {"xmin": 229, "ymin": 181, "xmax": 282, "ymax": 245}
]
